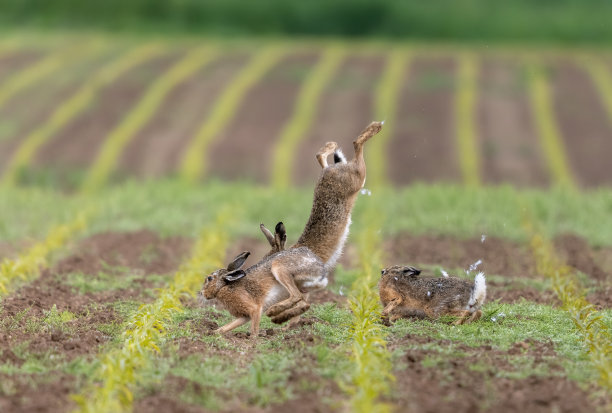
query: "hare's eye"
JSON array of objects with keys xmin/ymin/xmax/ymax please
[{"xmin": 207, "ymin": 276, "xmax": 213, "ymax": 282}]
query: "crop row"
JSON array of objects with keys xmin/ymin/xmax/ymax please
[
  {"xmin": 0, "ymin": 212, "xmax": 88, "ymax": 296},
  {"xmin": 75, "ymin": 210, "xmax": 231, "ymax": 412},
  {"xmin": 1, "ymin": 39, "xmax": 612, "ymax": 189}
]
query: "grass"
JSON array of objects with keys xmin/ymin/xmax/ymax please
[
  {"xmin": 3, "ymin": 181, "xmax": 612, "ymax": 246},
  {"xmin": 0, "ymin": 212, "xmax": 88, "ymax": 296},
  {"xmin": 390, "ymin": 301, "xmax": 612, "ymax": 385},
  {"xmin": 74, "ymin": 211, "xmax": 231, "ymax": 412}
]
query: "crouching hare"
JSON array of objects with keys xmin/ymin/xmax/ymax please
[
  {"xmin": 201, "ymin": 222, "xmax": 327, "ymax": 338},
  {"xmin": 379, "ymin": 266, "xmax": 487, "ymax": 325}
]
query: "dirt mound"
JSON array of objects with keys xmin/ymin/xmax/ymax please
[
  {"xmin": 554, "ymin": 234, "xmax": 608, "ymax": 281},
  {"xmin": 55, "ymin": 229, "xmax": 191, "ymax": 276},
  {"xmin": 0, "ymin": 373, "xmax": 76, "ymax": 413}
]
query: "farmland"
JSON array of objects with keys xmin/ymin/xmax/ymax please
[{"xmin": 0, "ymin": 32, "xmax": 611, "ymax": 412}]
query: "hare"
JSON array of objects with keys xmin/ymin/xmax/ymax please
[
  {"xmin": 201, "ymin": 247, "xmax": 326, "ymax": 337},
  {"xmin": 201, "ymin": 121, "xmax": 383, "ymax": 335},
  {"xmin": 379, "ymin": 265, "xmax": 487, "ymax": 325},
  {"xmin": 265, "ymin": 121, "xmax": 383, "ymax": 322}
]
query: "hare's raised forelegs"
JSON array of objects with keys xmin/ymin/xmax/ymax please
[
  {"xmin": 316, "ymin": 141, "xmax": 339, "ymax": 169},
  {"xmin": 266, "ymin": 263, "xmax": 307, "ymax": 318},
  {"xmin": 352, "ymin": 121, "xmax": 383, "ymax": 162},
  {"xmin": 215, "ymin": 317, "xmax": 250, "ymax": 334}
]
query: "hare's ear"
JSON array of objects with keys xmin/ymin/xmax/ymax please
[
  {"xmin": 260, "ymin": 224, "xmax": 276, "ymax": 247},
  {"xmin": 227, "ymin": 251, "xmax": 250, "ymax": 271},
  {"xmin": 224, "ymin": 270, "xmax": 246, "ymax": 282},
  {"xmin": 402, "ymin": 266, "xmax": 421, "ymax": 277},
  {"xmin": 275, "ymin": 222, "xmax": 287, "ymax": 249}
]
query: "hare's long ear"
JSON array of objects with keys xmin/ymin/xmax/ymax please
[
  {"xmin": 402, "ymin": 266, "xmax": 421, "ymax": 277},
  {"xmin": 260, "ymin": 224, "xmax": 275, "ymax": 247},
  {"xmin": 224, "ymin": 270, "xmax": 246, "ymax": 282},
  {"xmin": 275, "ymin": 222, "xmax": 287, "ymax": 249},
  {"xmin": 227, "ymin": 251, "xmax": 250, "ymax": 271}
]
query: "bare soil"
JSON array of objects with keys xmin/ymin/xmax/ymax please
[
  {"xmin": 0, "ymin": 50, "xmax": 43, "ymax": 82},
  {"xmin": 478, "ymin": 57, "xmax": 549, "ymax": 187},
  {"xmin": 119, "ymin": 54, "xmax": 250, "ymax": 178},
  {"xmin": 551, "ymin": 59, "xmax": 612, "ymax": 188},
  {"xmin": 206, "ymin": 53, "xmax": 318, "ymax": 183},
  {"xmin": 293, "ymin": 55, "xmax": 382, "ymax": 186},
  {"xmin": 388, "ymin": 56, "xmax": 459, "ymax": 185}
]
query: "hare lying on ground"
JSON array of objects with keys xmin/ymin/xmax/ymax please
[
  {"xmin": 202, "ymin": 223, "xmax": 325, "ymax": 337},
  {"xmin": 201, "ymin": 121, "xmax": 383, "ymax": 337},
  {"xmin": 379, "ymin": 266, "xmax": 487, "ymax": 325}
]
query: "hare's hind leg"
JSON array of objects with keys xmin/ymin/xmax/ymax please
[
  {"xmin": 316, "ymin": 142, "xmax": 339, "ymax": 168},
  {"xmin": 266, "ymin": 263, "xmax": 307, "ymax": 318},
  {"xmin": 215, "ymin": 317, "xmax": 249, "ymax": 334}
]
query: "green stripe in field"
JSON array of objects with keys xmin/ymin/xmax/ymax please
[
  {"xmin": 0, "ymin": 213, "xmax": 88, "ymax": 297},
  {"xmin": 1, "ymin": 44, "xmax": 165, "ymax": 187},
  {"xmin": 525, "ymin": 61, "xmax": 576, "ymax": 189},
  {"xmin": 82, "ymin": 47, "xmax": 218, "ymax": 193},
  {"xmin": 368, "ymin": 49, "xmax": 407, "ymax": 189},
  {"xmin": 524, "ymin": 219, "xmax": 612, "ymax": 392},
  {"xmin": 179, "ymin": 46, "xmax": 285, "ymax": 183},
  {"xmin": 580, "ymin": 56, "xmax": 612, "ymax": 125},
  {"xmin": 74, "ymin": 211, "xmax": 231, "ymax": 413},
  {"xmin": 345, "ymin": 198, "xmax": 394, "ymax": 412},
  {"xmin": 0, "ymin": 43, "xmax": 101, "ymax": 109},
  {"xmin": 271, "ymin": 45, "xmax": 346, "ymax": 189},
  {"xmin": 455, "ymin": 53, "xmax": 481, "ymax": 187}
]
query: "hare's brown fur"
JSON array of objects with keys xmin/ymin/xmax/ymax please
[
  {"xmin": 379, "ymin": 265, "xmax": 486, "ymax": 325},
  {"xmin": 201, "ymin": 122, "xmax": 384, "ymax": 338}
]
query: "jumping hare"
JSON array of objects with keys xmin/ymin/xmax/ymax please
[
  {"xmin": 379, "ymin": 266, "xmax": 487, "ymax": 325},
  {"xmin": 201, "ymin": 121, "xmax": 383, "ymax": 336}
]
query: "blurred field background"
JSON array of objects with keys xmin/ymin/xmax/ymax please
[{"xmin": 0, "ymin": 1, "xmax": 611, "ymax": 413}]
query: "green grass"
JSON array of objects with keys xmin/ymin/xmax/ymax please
[
  {"xmin": 2, "ymin": 181, "xmax": 612, "ymax": 246},
  {"xmin": 390, "ymin": 301, "xmax": 612, "ymax": 383}
]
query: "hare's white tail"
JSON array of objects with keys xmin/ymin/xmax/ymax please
[
  {"xmin": 468, "ymin": 272, "xmax": 487, "ymax": 311},
  {"xmin": 333, "ymin": 149, "xmax": 347, "ymax": 164}
]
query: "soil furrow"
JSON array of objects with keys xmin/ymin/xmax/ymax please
[
  {"xmin": 387, "ymin": 56, "xmax": 459, "ymax": 185},
  {"xmin": 206, "ymin": 53, "xmax": 317, "ymax": 184},
  {"xmin": 478, "ymin": 57, "xmax": 549, "ymax": 187}
]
